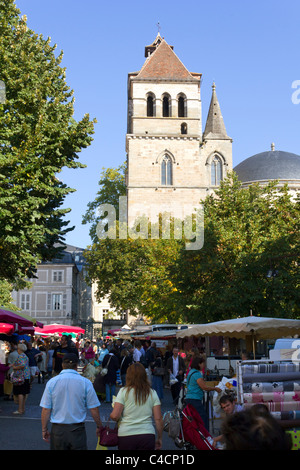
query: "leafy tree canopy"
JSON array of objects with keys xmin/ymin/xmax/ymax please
[
  {"xmin": 84, "ymin": 168, "xmax": 300, "ymax": 324},
  {"xmin": 176, "ymin": 173, "xmax": 300, "ymax": 322},
  {"xmin": 83, "ymin": 164, "xmax": 186, "ymax": 322},
  {"xmin": 0, "ymin": 279, "xmax": 20, "ymax": 311},
  {"xmin": 0, "ymin": 0, "xmax": 96, "ymax": 284}
]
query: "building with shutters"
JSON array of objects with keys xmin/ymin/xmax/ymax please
[{"xmin": 11, "ymin": 244, "xmax": 91, "ymax": 326}]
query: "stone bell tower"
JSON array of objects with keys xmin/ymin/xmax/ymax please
[{"xmin": 126, "ymin": 34, "xmax": 232, "ymax": 231}]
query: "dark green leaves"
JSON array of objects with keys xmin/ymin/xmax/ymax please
[{"xmin": 0, "ymin": 1, "xmax": 96, "ymax": 283}]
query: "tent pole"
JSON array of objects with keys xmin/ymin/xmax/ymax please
[{"xmin": 251, "ymin": 330, "xmax": 255, "ymax": 359}]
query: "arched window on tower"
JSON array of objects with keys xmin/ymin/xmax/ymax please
[
  {"xmin": 147, "ymin": 93, "xmax": 156, "ymax": 117},
  {"xmin": 178, "ymin": 94, "xmax": 187, "ymax": 117},
  {"xmin": 161, "ymin": 155, "xmax": 173, "ymax": 185},
  {"xmin": 211, "ymin": 155, "xmax": 223, "ymax": 186},
  {"xmin": 181, "ymin": 123, "xmax": 187, "ymax": 135},
  {"xmin": 162, "ymin": 93, "xmax": 171, "ymax": 117}
]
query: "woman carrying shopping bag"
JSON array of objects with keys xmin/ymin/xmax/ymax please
[
  {"xmin": 11, "ymin": 343, "xmax": 30, "ymax": 415},
  {"xmin": 110, "ymin": 363, "xmax": 164, "ymax": 450}
]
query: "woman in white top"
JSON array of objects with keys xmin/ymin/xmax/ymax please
[{"xmin": 110, "ymin": 363, "xmax": 164, "ymax": 450}]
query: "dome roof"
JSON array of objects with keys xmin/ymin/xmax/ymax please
[{"xmin": 234, "ymin": 148, "xmax": 300, "ymax": 183}]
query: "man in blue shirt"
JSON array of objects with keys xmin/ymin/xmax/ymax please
[{"xmin": 40, "ymin": 353, "xmax": 102, "ymax": 450}]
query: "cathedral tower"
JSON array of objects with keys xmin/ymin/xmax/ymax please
[{"xmin": 126, "ymin": 34, "xmax": 232, "ymax": 229}]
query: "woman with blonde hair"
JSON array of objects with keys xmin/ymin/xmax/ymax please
[
  {"xmin": 12, "ymin": 343, "xmax": 30, "ymax": 415},
  {"xmin": 110, "ymin": 363, "xmax": 163, "ymax": 450}
]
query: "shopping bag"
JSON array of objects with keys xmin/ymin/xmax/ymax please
[
  {"xmin": 98, "ymin": 425, "xmax": 118, "ymax": 447},
  {"xmin": 100, "ymin": 367, "xmax": 108, "ymax": 376},
  {"xmin": 10, "ymin": 370, "xmax": 25, "ymax": 385},
  {"xmin": 169, "ymin": 372, "xmax": 178, "ymax": 386},
  {"xmin": 100, "ymin": 356, "xmax": 112, "ymax": 376},
  {"xmin": 4, "ymin": 379, "xmax": 13, "ymax": 395},
  {"xmin": 96, "ymin": 438, "xmax": 108, "ymax": 450},
  {"xmin": 163, "ymin": 411, "xmax": 181, "ymax": 439}
]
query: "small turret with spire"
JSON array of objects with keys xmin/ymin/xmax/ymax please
[{"xmin": 203, "ymin": 82, "xmax": 231, "ymax": 141}]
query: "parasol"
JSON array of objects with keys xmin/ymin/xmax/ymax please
[
  {"xmin": 0, "ymin": 308, "xmax": 34, "ymax": 327},
  {"xmin": 176, "ymin": 316, "xmax": 300, "ymax": 340},
  {"xmin": 176, "ymin": 316, "xmax": 300, "ymax": 358},
  {"xmin": 34, "ymin": 323, "xmax": 85, "ymax": 336},
  {"xmin": 0, "ymin": 307, "xmax": 43, "ymax": 328},
  {"xmin": 0, "ymin": 323, "xmax": 15, "ymax": 335}
]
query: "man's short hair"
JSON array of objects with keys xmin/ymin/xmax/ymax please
[{"xmin": 63, "ymin": 353, "xmax": 79, "ymax": 365}]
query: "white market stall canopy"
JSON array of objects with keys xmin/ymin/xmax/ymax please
[
  {"xmin": 176, "ymin": 316, "xmax": 300, "ymax": 340},
  {"xmin": 132, "ymin": 329, "xmax": 179, "ymax": 339}
]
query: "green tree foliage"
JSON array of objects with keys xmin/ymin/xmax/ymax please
[
  {"xmin": 83, "ymin": 164, "xmax": 185, "ymax": 322},
  {"xmin": 0, "ymin": 1, "xmax": 95, "ymax": 283},
  {"xmin": 176, "ymin": 173, "xmax": 300, "ymax": 322},
  {"xmin": 82, "ymin": 163, "xmax": 127, "ymax": 242},
  {"xmin": 85, "ymin": 236, "xmax": 183, "ymax": 323},
  {"xmin": 84, "ymin": 167, "xmax": 300, "ymax": 324},
  {"xmin": 0, "ymin": 279, "xmax": 20, "ymax": 310}
]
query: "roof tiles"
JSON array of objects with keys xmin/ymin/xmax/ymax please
[{"xmin": 137, "ymin": 39, "xmax": 197, "ymax": 81}]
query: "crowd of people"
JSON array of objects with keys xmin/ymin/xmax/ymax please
[{"xmin": 0, "ymin": 333, "xmax": 294, "ymax": 451}]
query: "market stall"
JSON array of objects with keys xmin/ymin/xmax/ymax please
[
  {"xmin": 237, "ymin": 359, "xmax": 300, "ymax": 429},
  {"xmin": 177, "ymin": 316, "xmax": 300, "ymax": 435},
  {"xmin": 0, "ymin": 308, "xmax": 42, "ymax": 363},
  {"xmin": 34, "ymin": 323, "xmax": 85, "ymax": 336},
  {"xmin": 0, "ymin": 323, "xmax": 15, "ymax": 335},
  {"xmin": 0, "ymin": 307, "xmax": 42, "ymax": 336},
  {"xmin": 176, "ymin": 315, "xmax": 300, "ymax": 358},
  {"xmin": 0, "ymin": 307, "xmax": 43, "ymax": 329}
]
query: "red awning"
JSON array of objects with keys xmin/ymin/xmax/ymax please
[
  {"xmin": 0, "ymin": 323, "xmax": 15, "ymax": 335},
  {"xmin": 107, "ymin": 329, "xmax": 122, "ymax": 336},
  {"xmin": 34, "ymin": 324, "xmax": 85, "ymax": 336},
  {"xmin": 0, "ymin": 308, "xmax": 35, "ymax": 328}
]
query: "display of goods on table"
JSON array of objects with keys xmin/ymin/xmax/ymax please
[{"xmin": 237, "ymin": 359, "xmax": 300, "ymax": 428}]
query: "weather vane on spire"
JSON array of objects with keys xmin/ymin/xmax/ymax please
[{"xmin": 156, "ymin": 22, "xmax": 161, "ymax": 34}]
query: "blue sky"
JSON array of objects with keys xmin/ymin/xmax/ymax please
[{"xmin": 15, "ymin": 0, "xmax": 300, "ymax": 248}]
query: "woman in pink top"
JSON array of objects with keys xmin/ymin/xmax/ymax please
[
  {"xmin": 186, "ymin": 348, "xmax": 201, "ymax": 376},
  {"xmin": 82, "ymin": 341, "xmax": 95, "ymax": 363}
]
